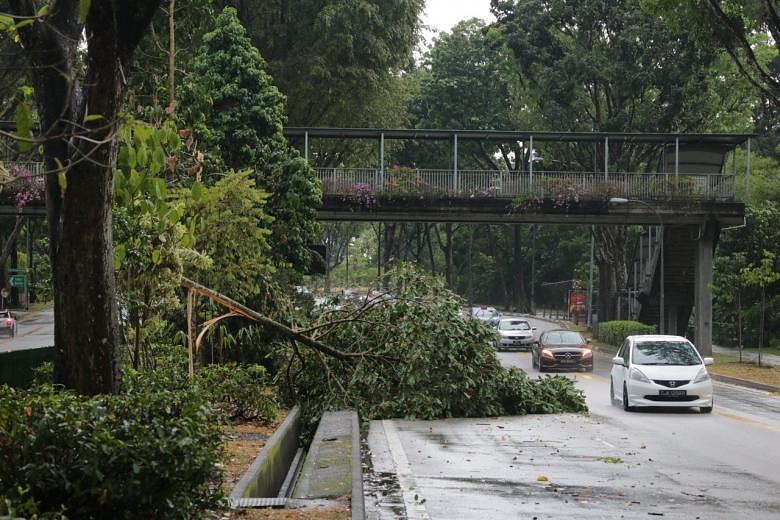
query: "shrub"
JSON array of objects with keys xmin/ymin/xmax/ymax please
[
  {"xmin": 0, "ymin": 381, "xmax": 224, "ymax": 518},
  {"xmin": 598, "ymin": 320, "xmax": 656, "ymax": 346},
  {"xmin": 280, "ymin": 265, "xmax": 587, "ymax": 434},
  {"xmin": 124, "ymin": 345, "xmax": 279, "ymax": 424},
  {"xmin": 196, "ymin": 363, "xmax": 278, "ymax": 423},
  {"xmin": 31, "ymin": 361, "xmax": 53, "ymax": 386}
]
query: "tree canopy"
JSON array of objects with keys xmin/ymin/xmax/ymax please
[{"xmin": 184, "ymin": 7, "xmax": 321, "ymax": 272}]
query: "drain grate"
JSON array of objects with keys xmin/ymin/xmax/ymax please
[{"xmin": 231, "ymin": 497, "xmax": 345, "ymax": 509}]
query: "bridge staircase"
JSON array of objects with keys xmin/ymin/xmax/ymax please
[{"xmin": 629, "ymin": 226, "xmax": 698, "ymax": 337}]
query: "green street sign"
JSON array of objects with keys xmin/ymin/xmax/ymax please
[
  {"xmin": 9, "ymin": 275, "xmax": 26, "ymax": 288},
  {"xmin": 7, "ymin": 268, "xmax": 27, "ymax": 274}
]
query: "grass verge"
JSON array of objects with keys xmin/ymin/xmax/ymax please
[{"xmin": 709, "ymin": 353, "xmax": 780, "ymax": 388}]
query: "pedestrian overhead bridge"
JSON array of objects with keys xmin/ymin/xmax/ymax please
[
  {"xmin": 285, "ymin": 128, "xmax": 752, "ymax": 356},
  {"xmin": 284, "ymin": 128, "xmax": 749, "ymax": 226}
]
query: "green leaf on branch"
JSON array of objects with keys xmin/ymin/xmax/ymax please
[
  {"xmin": 191, "ymin": 182, "xmax": 204, "ymax": 202},
  {"xmin": 54, "ymin": 158, "xmax": 67, "ymax": 198},
  {"xmin": 14, "ymin": 98, "xmax": 33, "ymax": 153},
  {"xmin": 114, "ymin": 244, "xmax": 126, "ymax": 269},
  {"xmin": 78, "ymin": 0, "xmax": 91, "ymax": 23},
  {"xmin": 0, "ymin": 15, "xmax": 13, "ymax": 31},
  {"xmin": 13, "ymin": 19, "xmax": 33, "ymax": 30}
]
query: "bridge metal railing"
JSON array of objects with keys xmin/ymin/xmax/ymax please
[{"xmin": 315, "ymin": 168, "xmax": 736, "ymax": 202}]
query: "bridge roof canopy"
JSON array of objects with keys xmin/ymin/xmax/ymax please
[{"xmin": 284, "ymin": 127, "xmax": 752, "ymax": 146}]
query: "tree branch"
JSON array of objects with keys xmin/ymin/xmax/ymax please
[{"xmin": 181, "ymin": 277, "xmax": 362, "ymax": 361}]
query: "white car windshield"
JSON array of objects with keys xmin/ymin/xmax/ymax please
[
  {"xmin": 632, "ymin": 341, "xmax": 701, "ymax": 366},
  {"xmin": 499, "ymin": 320, "xmax": 530, "ymax": 331}
]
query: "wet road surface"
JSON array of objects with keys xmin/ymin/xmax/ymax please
[
  {"xmin": 365, "ymin": 315, "xmax": 780, "ymax": 519},
  {"xmin": 0, "ymin": 308, "xmax": 54, "ymax": 353}
]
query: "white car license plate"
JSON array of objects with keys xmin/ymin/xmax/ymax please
[{"xmin": 659, "ymin": 390, "xmax": 687, "ymax": 396}]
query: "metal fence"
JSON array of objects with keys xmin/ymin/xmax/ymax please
[{"xmin": 316, "ymin": 168, "xmax": 736, "ymax": 202}]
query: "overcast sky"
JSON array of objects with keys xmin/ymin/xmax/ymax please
[{"xmin": 421, "ymin": 0, "xmax": 494, "ymax": 43}]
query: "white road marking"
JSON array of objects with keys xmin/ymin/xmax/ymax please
[
  {"xmin": 382, "ymin": 420, "xmax": 430, "ymax": 520},
  {"xmin": 595, "ymin": 437, "xmax": 616, "ymax": 448}
]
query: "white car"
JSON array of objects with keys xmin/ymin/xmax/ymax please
[
  {"xmin": 472, "ymin": 306, "xmax": 501, "ymax": 328},
  {"xmin": 0, "ymin": 309, "xmax": 16, "ymax": 338},
  {"xmin": 610, "ymin": 335, "xmax": 714, "ymax": 413},
  {"xmin": 495, "ymin": 318, "xmax": 536, "ymax": 351}
]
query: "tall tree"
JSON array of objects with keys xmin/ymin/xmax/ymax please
[
  {"xmin": 4, "ymin": 0, "xmax": 160, "ymax": 394},
  {"xmin": 184, "ymin": 7, "xmax": 321, "ymax": 273},
  {"xmin": 221, "ymin": 0, "xmax": 425, "ymax": 127},
  {"xmin": 649, "ymin": 0, "xmax": 779, "ymax": 108},
  {"xmin": 490, "ymin": 0, "xmax": 735, "ymax": 321}
]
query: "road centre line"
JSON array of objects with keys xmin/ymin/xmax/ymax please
[{"xmin": 382, "ymin": 420, "xmax": 430, "ymax": 520}]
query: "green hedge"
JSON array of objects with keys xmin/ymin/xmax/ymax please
[
  {"xmin": 597, "ymin": 320, "xmax": 656, "ymax": 346},
  {"xmin": 0, "ymin": 347, "xmax": 53, "ymax": 388},
  {"xmin": 0, "ymin": 380, "xmax": 223, "ymax": 518}
]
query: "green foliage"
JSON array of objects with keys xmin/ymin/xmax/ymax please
[
  {"xmin": 404, "ymin": 19, "xmax": 524, "ymax": 170},
  {"xmin": 13, "ymin": 86, "xmax": 34, "ymax": 153},
  {"xmin": 179, "ymin": 169, "xmax": 274, "ymax": 303},
  {"xmin": 224, "ymin": 0, "xmax": 424, "ymax": 127},
  {"xmin": 280, "ymin": 265, "xmax": 587, "ymax": 434},
  {"xmin": 646, "ymin": 0, "xmax": 779, "ymax": 109},
  {"xmin": 597, "ymin": 320, "xmax": 656, "ymax": 346},
  {"xmin": 183, "ymin": 7, "xmax": 321, "ymax": 272},
  {"xmin": 740, "ymin": 250, "xmax": 780, "ymax": 289},
  {"xmin": 714, "ymin": 202, "xmax": 780, "ymax": 348},
  {"xmin": 31, "ymin": 361, "xmax": 53, "ymax": 386},
  {"xmin": 197, "ymin": 363, "xmax": 278, "ymax": 423},
  {"xmin": 114, "ymin": 118, "xmax": 211, "ymax": 368},
  {"xmin": 491, "ymin": 0, "xmax": 745, "ymax": 161},
  {"xmin": 0, "ymin": 381, "xmax": 223, "ymax": 518}
]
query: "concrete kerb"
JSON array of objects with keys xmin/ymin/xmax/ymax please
[
  {"xmin": 350, "ymin": 411, "xmax": 365, "ymax": 520},
  {"xmin": 229, "ymin": 405, "xmax": 301, "ymax": 506},
  {"xmin": 291, "ymin": 409, "xmax": 364, "ymax": 519},
  {"xmin": 711, "ymin": 373, "xmax": 780, "ymax": 393}
]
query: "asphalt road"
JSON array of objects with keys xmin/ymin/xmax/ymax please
[
  {"xmin": 365, "ymin": 315, "xmax": 780, "ymax": 519},
  {"xmin": 0, "ymin": 308, "xmax": 54, "ymax": 353}
]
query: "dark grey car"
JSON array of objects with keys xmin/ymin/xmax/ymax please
[{"xmin": 532, "ymin": 329, "xmax": 593, "ymax": 372}]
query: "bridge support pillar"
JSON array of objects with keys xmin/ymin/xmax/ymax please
[{"xmin": 694, "ymin": 223, "xmax": 717, "ymax": 356}]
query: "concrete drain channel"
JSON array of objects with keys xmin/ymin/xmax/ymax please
[{"xmin": 229, "ymin": 406, "xmax": 365, "ymax": 519}]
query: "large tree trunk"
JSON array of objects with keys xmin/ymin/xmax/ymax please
[
  {"xmin": 12, "ymin": 0, "xmax": 160, "ymax": 395},
  {"xmin": 594, "ymin": 225, "xmax": 627, "ymax": 323}
]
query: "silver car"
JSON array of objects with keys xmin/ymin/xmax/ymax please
[{"xmin": 495, "ymin": 318, "xmax": 536, "ymax": 351}]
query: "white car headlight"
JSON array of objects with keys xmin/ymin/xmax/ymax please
[
  {"xmin": 693, "ymin": 367, "xmax": 710, "ymax": 384},
  {"xmin": 629, "ymin": 368, "xmax": 652, "ymax": 384}
]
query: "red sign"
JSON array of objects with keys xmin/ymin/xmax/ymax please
[{"xmin": 568, "ymin": 290, "xmax": 586, "ymax": 316}]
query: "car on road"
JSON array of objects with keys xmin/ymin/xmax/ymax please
[
  {"xmin": 495, "ymin": 318, "xmax": 536, "ymax": 351},
  {"xmin": 532, "ymin": 329, "xmax": 593, "ymax": 372},
  {"xmin": 472, "ymin": 305, "xmax": 501, "ymax": 328},
  {"xmin": 0, "ymin": 310, "xmax": 16, "ymax": 338},
  {"xmin": 610, "ymin": 335, "xmax": 714, "ymax": 413}
]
